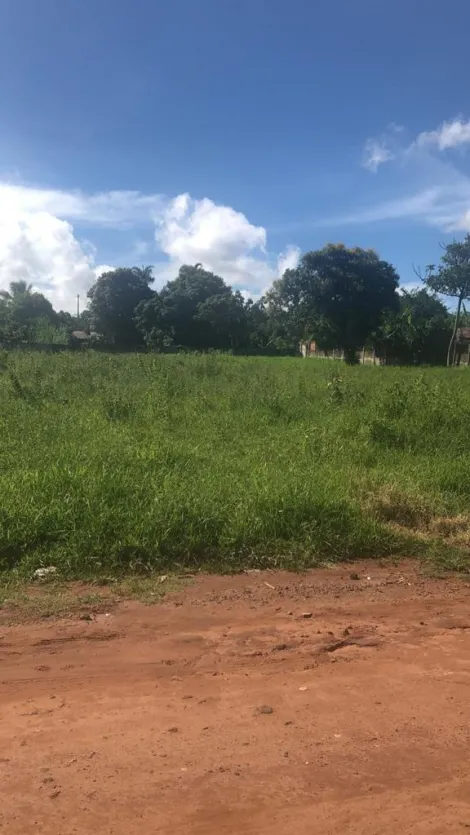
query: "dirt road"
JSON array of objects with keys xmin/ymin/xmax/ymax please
[{"xmin": 2, "ymin": 562, "xmax": 470, "ymax": 834}]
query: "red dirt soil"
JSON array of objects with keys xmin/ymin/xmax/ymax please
[{"xmin": 2, "ymin": 561, "xmax": 470, "ymax": 834}]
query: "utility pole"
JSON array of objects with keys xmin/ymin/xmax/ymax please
[{"xmin": 76, "ymin": 294, "xmax": 80, "ymax": 320}]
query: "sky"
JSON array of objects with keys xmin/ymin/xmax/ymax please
[{"xmin": 1, "ymin": 0, "xmax": 470, "ymax": 312}]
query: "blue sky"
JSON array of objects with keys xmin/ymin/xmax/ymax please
[{"xmin": 1, "ymin": 0, "xmax": 470, "ymax": 310}]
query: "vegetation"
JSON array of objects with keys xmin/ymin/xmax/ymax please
[
  {"xmin": 1, "ymin": 351, "xmax": 470, "ymax": 578},
  {"xmin": 270, "ymin": 244, "xmax": 399, "ymax": 363},
  {"xmin": 87, "ymin": 266, "xmax": 154, "ymax": 349},
  {"xmin": 423, "ymin": 235, "xmax": 470, "ymax": 365},
  {"xmin": 374, "ymin": 289, "xmax": 451, "ymax": 366},
  {"xmin": 3, "ymin": 237, "xmax": 470, "ymax": 365},
  {"xmin": 0, "ymin": 280, "xmax": 77, "ymax": 345},
  {"xmin": 1, "ymin": 237, "xmax": 470, "ymax": 580}
]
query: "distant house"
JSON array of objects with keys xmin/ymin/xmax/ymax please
[{"xmin": 299, "ymin": 341, "xmax": 380, "ymax": 364}]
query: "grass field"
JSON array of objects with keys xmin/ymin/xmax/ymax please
[{"xmin": 1, "ymin": 350, "xmax": 470, "ymax": 577}]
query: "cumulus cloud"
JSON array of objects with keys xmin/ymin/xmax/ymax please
[
  {"xmin": 0, "ymin": 211, "xmax": 96, "ymax": 311},
  {"xmin": 154, "ymin": 193, "xmax": 285, "ymax": 295},
  {"xmin": 0, "ymin": 182, "xmax": 297, "ymax": 310}
]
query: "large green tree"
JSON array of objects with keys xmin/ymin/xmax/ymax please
[
  {"xmin": 87, "ymin": 266, "xmax": 154, "ymax": 348},
  {"xmin": 423, "ymin": 235, "xmax": 470, "ymax": 366},
  {"xmin": 135, "ymin": 264, "xmax": 250, "ymax": 350},
  {"xmin": 275, "ymin": 244, "xmax": 400, "ymax": 363}
]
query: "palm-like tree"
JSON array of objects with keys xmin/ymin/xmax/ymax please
[
  {"xmin": 131, "ymin": 266, "xmax": 154, "ymax": 284},
  {"xmin": 0, "ymin": 280, "xmax": 33, "ymax": 301}
]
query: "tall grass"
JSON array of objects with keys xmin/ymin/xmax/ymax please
[{"xmin": 1, "ymin": 351, "xmax": 470, "ymax": 576}]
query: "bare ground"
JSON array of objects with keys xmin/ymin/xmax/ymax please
[{"xmin": 2, "ymin": 561, "xmax": 470, "ymax": 834}]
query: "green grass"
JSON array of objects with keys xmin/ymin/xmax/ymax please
[{"xmin": 1, "ymin": 350, "xmax": 470, "ymax": 577}]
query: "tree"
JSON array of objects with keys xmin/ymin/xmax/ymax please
[
  {"xmin": 423, "ymin": 235, "xmax": 470, "ymax": 366},
  {"xmin": 275, "ymin": 244, "xmax": 400, "ymax": 363},
  {"xmin": 373, "ymin": 289, "xmax": 451, "ymax": 365},
  {"xmin": 262, "ymin": 274, "xmax": 306, "ymax": 352},
  {"xmin": 0, "ymin": 280, "xmax": 57, "ymax": 342},
  {"xmin": 195, "ymin": 290, "xmax": 248, "ymax": 350},
  {"xmin": 135, "ymin": 264, "xmax": 248, "ymax": 350},
  {"xmin": 87, "ymin": 266, "xmax": 154, "ymax": 348},
  {"xmin": 134, "ymin": 293, "xmax": 170, "ymax": 350},
  {"xmin": 0, "ymin": 279, "xmax": 33, "ymax": 300}
]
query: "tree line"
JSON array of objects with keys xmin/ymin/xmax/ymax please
[{"xmin": 2, "ymin": 235, "xmax": 470, "ymax": 365}]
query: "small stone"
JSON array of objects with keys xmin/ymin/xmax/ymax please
[
  {"xmin": 302, "ymin": 612, "xmax": 313, "ymax": 619},
  {"xmin": 299, "ymin": 686, "xmax": 308, "ymax": 692},
  {"xmin": 256, "ymin": 705, "xmax": 274, "ymax": 715},
  {"xmin": 79, "ymin": 614, "xmax": 93, "ymax": 622},
  {"xmin": 49, "ymin": 790, "xmax": 61, "ymax": 799},
  {"xmin": 168, "ymin": 727, "xmax": 179, "ymax": 733},
  {"xmin": 350, "ymin": 572, "xmax": 360, "ymax": 581}
]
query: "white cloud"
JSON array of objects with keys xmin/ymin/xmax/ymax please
[
  {"xmin": 398, "ymin": 281, "xmax": 424, "ymax": 296},
  {"xmin": 322, "ymin": 187, "xmax": 445, "ymax": 227},
  {"xmin": 0, "ymin": 211, "xmax": 96, "ymax": 312},
  {"xmin": 94, "ymin": 264, "xmax": 115, "ymax": 277},
  {"xmin": 363, "ymin": 117, "xmax": 470, "ymax": 176},
  {"xmin": 316, "ymin": 182, "xmax": 470, "ymax": 233},
  {"xmin": 277, "ymin": 244, "xmax": 301, "ymax": 276},
  {"xmin": 351, "ymin": 116, "xmax": 470, "ymax": 232},
  {"xmin": 0, "ymin": 183, "xmax": 164, "ymax": 228},
  {"xmin": 453, "ymin": 209, "xmax": 470, "ymax": 231},
  {"xmin": 415, "ymin": 118, "xmax": 470, "ymax": 152},
  {"xmin": 0, "ymin": 182, "xmax": 297, "ymax": 310},
  {"xmin": 154, "ymin": 193, "xmax": 284, "ymax": 293},
  {"xmin": 362, "ymin": 138, "xmax": 395, "ymax": 172}
]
